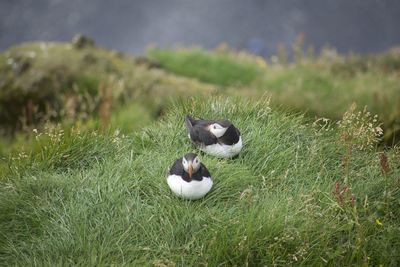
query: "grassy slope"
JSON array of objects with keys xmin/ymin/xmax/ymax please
[
  {"xmin": 0, "ymin": 41, "xmax": 216, "ymax": 157},
  {"xmin": 255, "ymin": 64, "xmax": 400, "ymax": 143},
  {"xmin": 147, "ymin": 48, "xmax": 264, "ymax": 87},
  {"xmin": 148, "ymin": 47, "xmax": 400, "ymax": 144},
  {"xmin": 1, "ymin": 97, "xmax": 399, "ymax": 266},
  {"xmin": 0, "ymin": 41, "xmax": 215, "ymax": 132}
]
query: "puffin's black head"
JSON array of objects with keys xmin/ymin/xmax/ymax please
[
  {"xmin": 207, "ymin": 120, "xmax": 232, "ymax": 138},
  {"xmin": 182, "ymin": 153, "xmax": 201, "ymax": 178}
]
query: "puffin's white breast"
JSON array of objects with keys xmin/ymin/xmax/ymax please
[
  {"xmin": 167, "ymin": 175, "xmax": 213, "ymax": 200},
  {"xmin": 201, "ymin": 136, "xmax": 242, "ymax": 158}
]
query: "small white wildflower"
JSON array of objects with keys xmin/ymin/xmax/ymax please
[
  {"xmin": 338, "ymin": 103, "xmax": 382, "ymax": 150},
  {"xmin": 26, "ymin": 51, "xmax": 36, "ymax": 58},
  {"xmin": 375, "ymin": 126, "xmax": 383, "ymax": 136},
  {"xmin": 271, "ymin": 55, "xmax": 278, "ymax": 64},
  {"xmin": 6, "ymin": 58, "xmax": 14, "ymax": 65}
]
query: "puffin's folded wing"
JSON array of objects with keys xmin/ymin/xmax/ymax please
[
  {"xmin": 235, "ymin": 127, "xmax": 241, "ymax": 136},
  {"xmin": 218, "ymin": 125, "xmax": 240, "ymax": 145},
  {"xmin": 192, "ymin": 126, "xmax": 217, "ymax": 146},
  {"xmin": 168, "ymin": 158, "xmax": 183, "ymax": 175},
  {"xmin": 200, "ymin": 163, "xmax": 212, "ymax": 178}
]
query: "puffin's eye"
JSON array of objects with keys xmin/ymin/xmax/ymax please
[{"xmin": 213, "ymin": 125, "xmax": 216, "ymax": 129}]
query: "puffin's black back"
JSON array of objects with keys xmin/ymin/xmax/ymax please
[
  {"xmin": 185, "ymin": 116, "xmax": 217, "ymax": 146},
  {"xmin": 185, "ymin": 115, "xmax": 240, "ymax": 146}
]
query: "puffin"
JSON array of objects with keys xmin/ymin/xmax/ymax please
[
  {"xmin": 185, "ymin": 115, "xmax": 242, "ymax": 158},
  {"xmin": 166, "ymin": 153, "xmax": 213, "ymax": 200}
]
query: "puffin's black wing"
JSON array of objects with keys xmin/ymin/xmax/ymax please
[
  {"xmin": 168, "ymin": 158, "xmax": 184, "ymax": 175},
  {"xmin": 218, "ymin": 125, "xmax": 240, "ymax": 145},
  {"xmin": 185, "ymin": 116, "xmax": 217, "ymax": 146},
  {"xmin": 191, "ymin": 163, "xmax": 211, "ymax": 181},
  {"xmin": 193, "ymin": 126, "xmax": 218, "ymax": 146},
  {"xmin": 200, "ymin": 163, "xmax": 211, "ymax": 178},
  {"xmin": 235, "ymin": 127, "xmax": 241, "ymax": 136}
]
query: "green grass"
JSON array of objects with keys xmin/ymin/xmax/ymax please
[
  {"xmin": 147, "ymin": 47, "xmax": 263, "ymax": 86},
  {"xmin": 256, "ymin": 64, "xmax": 400, "ymax": 144},
  {"xmin": 3, "ymin": 41, "xmax": 399, "ymax": 147},
  {"xmin": 1, "ymin": 97, "xmax": 399, "ymax": 266},
  {"xmin": 108, "ymin": 101, "xmax": 155, "ymax": 133},
  {"xmin": 0, "ymin": 40, "xmax": 216, "ymax": 137},
  {"xmin": 1, "ymin": 41, "xmax": 400, "ymax": 265},
  {"xmin": 147, "ymin": 47, "xmax": 400, "ymax": 145}
]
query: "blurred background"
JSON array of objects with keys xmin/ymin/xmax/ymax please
[
  {"xmin": 1, "ymin": 0, "xmax": 400, "ymax": 156},
  {"xmin": 1, "ymin": 0, "xmax": 400, "ymax": 56}
]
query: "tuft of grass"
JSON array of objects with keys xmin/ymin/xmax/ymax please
[
  {"xmin": 1, "ymin": 97, "xmax": 399, "ymax": 266},
  {"xmin": 147, "ymin": 47, "xmax": 263, "ymax": 86}
]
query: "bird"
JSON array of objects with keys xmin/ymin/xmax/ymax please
[
  {"xmin": 185, "ymin": 115, "xmax": 242, "ymax": 158},
  {"xmin": 166, "ymin": 153, "xmax": 213, "ymax": 200}
]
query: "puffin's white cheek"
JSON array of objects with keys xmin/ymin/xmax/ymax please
[
  {"xmin": 214, "ymin": 128, "xmax": 227, "ymax": 138},
  {"xmin": 182, "ymin": 161, "xmax": 188, "ymax": 172},
  {"xmin": 193, "ymin": 162, "xmax": 201, "ymax": 172}
]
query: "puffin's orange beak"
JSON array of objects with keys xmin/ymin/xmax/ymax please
[{"xmin": 188, "ymin": 162, "xmax": 193, "ymax": 178}]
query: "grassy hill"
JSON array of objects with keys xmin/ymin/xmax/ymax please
[
  {"xmin": 147, "ymin": 46, "xmax": 400, "ymax": 145},
  {"xmin": 1, "ymin": 97, "xmax": 399, "ymax": 266},
  {"xmin": 1, "ymin": 38, "xmax": 400, "ymax": 265},
  {"xmin": 0, "ymin": 36, "xmax": 217, "ymax": 133},
  {"xmin": 1, "ymin": 39, "xmax": 400, "ymax": 150},
  {"xmin": 0, "ymin": 37, "xmax": 215, "ymax": 156}
]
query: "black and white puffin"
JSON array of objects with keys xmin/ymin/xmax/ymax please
[
  {"xmin": 185, "ymin": 115, "xmax": 242, "ymax": 158},
  {"xmin": 166, "ymin": 153, "xmax": 213, "ymax": 200}
]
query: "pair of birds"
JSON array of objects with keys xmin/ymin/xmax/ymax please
[{"xmin": 167, "ymin": 115, "xmax": 242, "ymax": 200}]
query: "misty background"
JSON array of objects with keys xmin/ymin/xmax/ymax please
[{"xmin": 1, "ymin": 0, "xmax": 400, "ymax": 57}]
